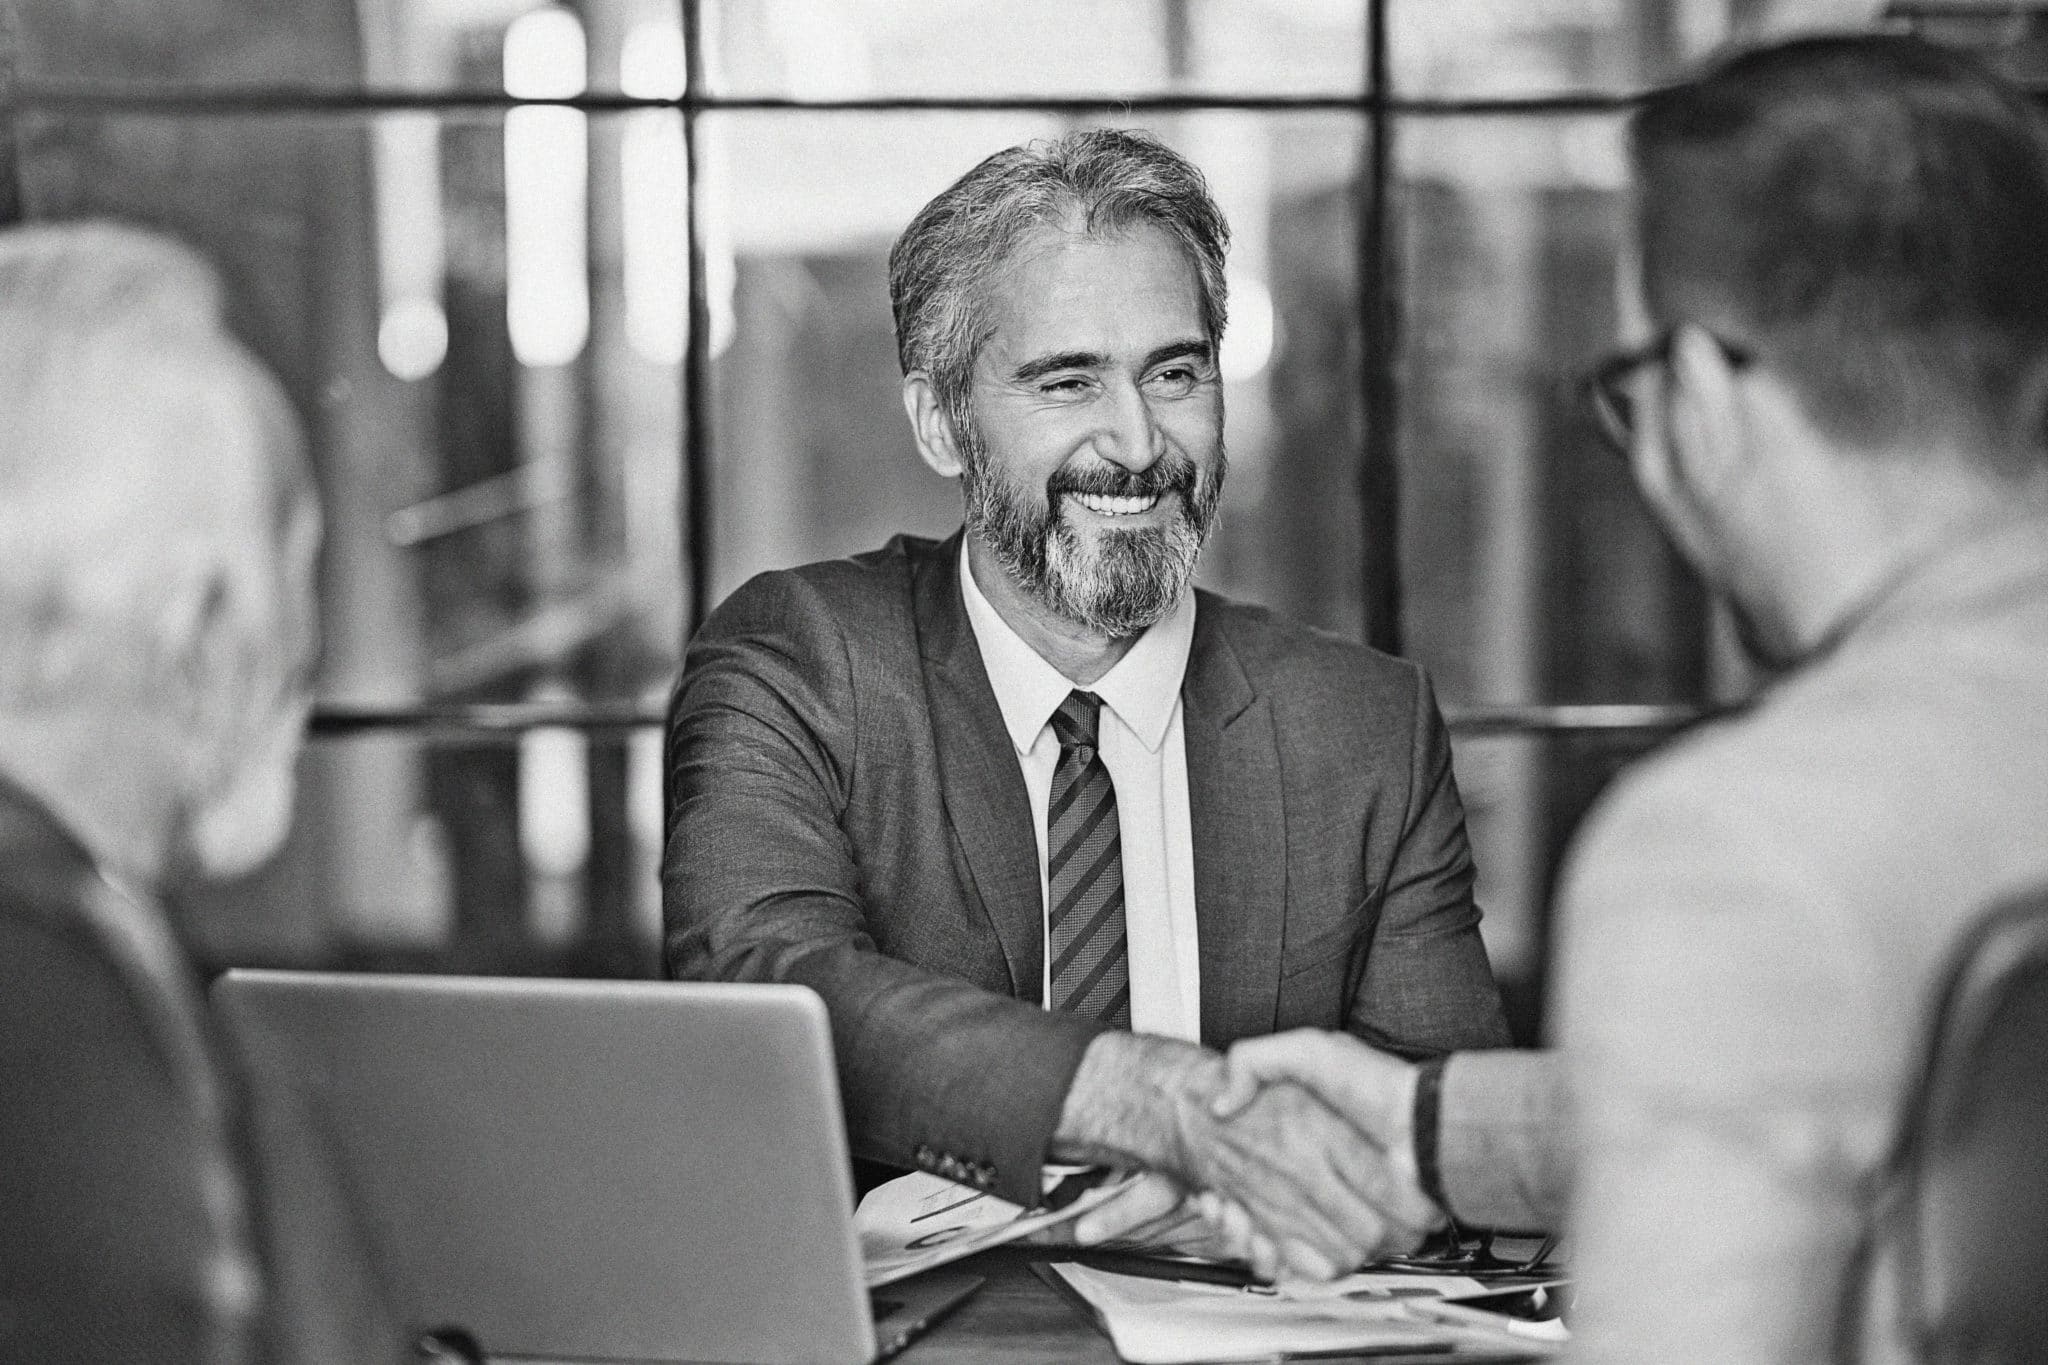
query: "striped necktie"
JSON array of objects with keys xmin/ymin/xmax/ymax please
[{"xmin": 1047, "ymin": 690, "xmax": 1131, "ymax": 1027}]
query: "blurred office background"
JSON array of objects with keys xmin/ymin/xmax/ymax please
[{"xmin": 1, "ymin": 0, "xmax": 2040, "ymax": 1039}]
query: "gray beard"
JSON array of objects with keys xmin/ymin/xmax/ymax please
[{"xmin": 958, "ymin": 420, "xmax": 1225, "ymax": 638}]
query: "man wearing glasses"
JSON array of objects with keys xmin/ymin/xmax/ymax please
[{"xmin": 1084, "ymin": 32, "xmax": 2048, "ymax": 1362}]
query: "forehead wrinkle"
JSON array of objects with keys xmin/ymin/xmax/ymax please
[
  {"xmin": 971, "ymin": 226, "xmax": 1075, "ymax": 350},
  {"xmin": 975, "ymin": 226, "xmax": 1207, "ymax": 392}
]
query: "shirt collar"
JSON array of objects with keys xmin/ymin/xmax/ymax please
[{"xmin": 958, "ymin": 538, "xmax": 1195, "ymax": 756}]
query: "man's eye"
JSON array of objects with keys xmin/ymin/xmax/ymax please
[
  {"xmin": 1149, "ymin": 366, "xmax": 1201, "ymax": 394},
  {"xmin": 1040, "ymin": 376, "xmax": 1090, "ymax": 396}
]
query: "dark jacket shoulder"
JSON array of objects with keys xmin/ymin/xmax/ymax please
[
  {"xmin": 0, "ymin": 783, "xmax": 103, "ymax": 925},
  {"xmin": 1195, "ymin": 589, "xmax": 1430, "ymax": 721},
  {"xmin": 697, "ymin": 535, "xmax": 940, "ymax": 647}
]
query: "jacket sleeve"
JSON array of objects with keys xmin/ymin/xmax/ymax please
[
  {"xmin": 662, "ymin": 574, "xmax": 1105, "ymax": 1208},
  {"xmin": 1345, "ymin": 665, "xmax": 1513, "ymax": 1056}
]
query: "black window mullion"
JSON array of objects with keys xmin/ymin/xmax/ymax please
[
  {"xmin": 7, "ymin": 5, "xmax": 1792, "ymax": 741},
  {"xmin": 681, "ymin": 0, "xmax": 711, "ymax": 638},
  {"xmin": 1358, "ymin": 0, "xmax": 1401, "ymax": 656}
]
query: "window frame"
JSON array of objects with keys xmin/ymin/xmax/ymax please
[{"xmin": 0, "ymin": 0, "xmax": 1693, "ymax": 744}]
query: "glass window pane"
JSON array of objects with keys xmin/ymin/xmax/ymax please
[
  {"xmin": 1448, "ymin": 728, "xmax": 1678, "ymax": 1030},
  {"xmin": 1383, "ymin": 1, "xmax": 2029, "ymax": 101},
  {"xmin": 703, "ymin": 0, "xmax": 1365, "ymax": 100},
  {"xmin": 1390, "ymin": 0, "xmax": 1737, "ymax": 100},
  {"xmin": 1398, "ymin": 110, "xmax": 1718, "ymax": 1001},
  {"xmin": 178, "ymin": 730, "xmax": 666, "ymax": 975},
  {"xmin": 698, "ymin": 110, "xmax": 1368, "ymax": 639},
  {"xmin": 1446, "ymin": 732, "xmax": 1545, "ymax": 1005},
  {"xmin": 16, "ymin": 107, "xmax": 688, "ymax": 713},
  {"xmin": 1894, "ymin": 5, "xmax": 2048, "ymax": 81},
  {"xmin": 1396, "ymin": 111, "xmax": 1708, "ymax": 711},
  {"xmin": 14, "ymin": 104, "xmax": 685, "ymax": 973},
  {"xmin": 9, "ymin": 0, "xmax": 669, "ymax": 97}
]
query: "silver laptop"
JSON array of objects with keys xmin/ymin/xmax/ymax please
[{"xmin": 212, "ymin": 971, "xmax": 980, "ymax": 1364}]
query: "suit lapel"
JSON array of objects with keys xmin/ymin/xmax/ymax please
[
  {"xmin": 1184, "ymin": 598, "xmax": 1287, "ymax": 1046},
  {"xmin": 913, "ymin": 533, "xmax": 1045, "ymax": 1001}
]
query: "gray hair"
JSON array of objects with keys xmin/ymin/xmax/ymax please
[
  {"xmin": 0, "ymin": 221, "xmax": 305, "ymax": 500},
  {"xmin": 888, "ymin": 127, "xmax": 1231, "ymax": 432},
  {"xmin": 0, "ymin": 222, "xmax": 310, "ymax": 704}
]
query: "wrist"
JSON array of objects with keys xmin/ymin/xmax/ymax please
[{"xmin": 1050, "ymin": 1031, "xmax": 1224, "ymax": 1176}]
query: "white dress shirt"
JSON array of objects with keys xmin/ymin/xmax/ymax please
[{"xmin": 958, "ymin": 542, "xmax": 1203, "ymax": 1041}]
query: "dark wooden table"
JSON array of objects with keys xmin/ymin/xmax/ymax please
[
  {"xmin": 894, "ymin": 1249, "xmax": 1547, "ymax": 1364},
  {"xmin": 894, "ymin": 1248, "xmax": 1119, "ymax": 1362}
]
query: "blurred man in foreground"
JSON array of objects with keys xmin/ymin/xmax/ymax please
[
  {"xmin": 0, "ymin": 224, "xmax": 399, "ymax": 1363},
  {"xmin": 1087, "ymin": 33, "xmax": 2048, "ymax": 1361}
]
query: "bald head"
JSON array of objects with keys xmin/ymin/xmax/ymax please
[{"xmin": 0, "ymin": 222, "xmax": 318, "ymax": 881}]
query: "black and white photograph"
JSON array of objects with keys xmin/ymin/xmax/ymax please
[{"xmin": 3, "ymin": 1, "xmax": 2045, "ymax": 1361}]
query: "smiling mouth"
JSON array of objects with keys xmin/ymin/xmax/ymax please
[{"xmin": 1067, "ymin": 490, "xmax": 1164, "ymax": 517}]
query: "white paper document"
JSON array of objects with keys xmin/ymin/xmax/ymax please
[
  {"xmin": 1047, "ymin": 1262, "xmax": 1568, "ymax": 1363},
  {"xmin": 855, "ymin": 1168, "xmax": 1137, "ymax": 1288}
]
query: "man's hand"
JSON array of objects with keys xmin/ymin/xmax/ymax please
[
  {"xmin": 1067, "ymin": 1171, "xmax": 1188, "ymax": 1245},
  {"xmin": 1208, "ymin": 1029, "xmax": 1438, "ymax": 1242},
  {"xmin": 1179, "ymin": 1076, "xmax": 1438, "ymax": 1275},
  {"xmin": 1210, "ymin": 1029, "xmax": 1422, "ymax": 1158},
  {"xmin": 1061, "ymin": 1171, "xmax": 1214, "ymax": 1253},
  {"xmin": 1051, "ymin": 1032, "xmax": 1428, "ymax": 1279}
]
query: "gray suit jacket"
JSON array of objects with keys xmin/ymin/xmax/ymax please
[{"xmin": 664, "ymin": 532, "xmax": 1509, "ymax": 1207}]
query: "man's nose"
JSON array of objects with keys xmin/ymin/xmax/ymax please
[{"xmin": 1090, "ymin": 376, "xmax": 1166, "ymax": 472}]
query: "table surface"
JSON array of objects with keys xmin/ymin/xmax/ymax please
[
  {"xmin": 894, "ymin": 1249, "xmax": 1118, "ymax": 1363},
  {"xmin": 894, "ymin": 1249, "xmax": 1549, "ymax": 1364}
]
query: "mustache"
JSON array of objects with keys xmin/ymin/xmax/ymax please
[{"xmin": 1047, "ymin": 455, "xmax": 1199, "ymax": 501}]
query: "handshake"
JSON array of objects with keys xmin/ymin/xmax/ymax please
[{"xmin": 1047, "ymin": 1029, "xmax": 1442, "ymax": 1282}]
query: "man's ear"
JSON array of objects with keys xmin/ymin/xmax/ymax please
[
  {"xmin": 184, "ymin": 689, "xmax": 304, "ymax": 879},
  {"xmin": 150, "ymin": 560, "xmax": 238, "ymax": 701},
  {"xmin": 1664, "ymin": 323, "xmax": 1749, "ymax": 490},
  {"xmin": 903, "ymin": 373, "xmax": 966, "ymax": 479},
  {"xmin": 164, "ymin": 547, "xmax": 310, "ymax": 880}
]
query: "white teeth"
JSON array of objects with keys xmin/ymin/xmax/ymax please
[{"xmin": 1072, "ymin": 492, "xmax": 1160, "ymax": 516}]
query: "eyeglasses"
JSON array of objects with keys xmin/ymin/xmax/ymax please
[
  {"xmin": 1379, "ymin": 1218, "xmax": 1560, "ymax": 1279},
  {"xmin": 1582, "ymin": 328, "xmax": 1751, "ymax": 454}
]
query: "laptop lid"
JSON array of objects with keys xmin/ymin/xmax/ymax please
[{"xmin": 213, "ymin": 972, "xmax": 878, "ymax": 1364}]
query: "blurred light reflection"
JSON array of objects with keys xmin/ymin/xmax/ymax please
[
  {"xmin": 505, "ymin": 7, "xmax": 590, "ymax": 367},
  {"xmin": 621, "ymin": 19, "xmax": 688, "ymax": 364},
  {"xmin": 1219, "ymin": 273, "xmax": 1276, "ymax": 382},
  {"xmin": 372, "ymin": 113, "xmax": 448, "ymax": 381}
]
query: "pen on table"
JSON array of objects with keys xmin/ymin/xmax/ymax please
[
  {"xmin": 1066, "ymin": 1247, "xmax": 1256, "ymax": 1287},
  {"xmin": 909, "ymin": 1190, "xmax": 988, "ymax": 1223},
  {"xmin": 1398, "ymin": 1296, "xmax": 1562, "ymax": 1342},
  {"xmin": 1245, "ymin": 1346, "xmax": 1456, "ymax": 1362}
]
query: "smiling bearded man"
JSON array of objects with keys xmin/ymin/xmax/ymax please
[
  {"xmin": 663, "ymin": 128, "xmax": 1509, "ymax": 1277},
  {"xmin": 963, "ymin": 422, "xmax": 1221, "ymax": 639}
]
